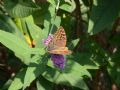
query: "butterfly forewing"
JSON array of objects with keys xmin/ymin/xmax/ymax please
[{"xmin": 53, "ymin": 26, "xmax": 66, "ymax": 47}]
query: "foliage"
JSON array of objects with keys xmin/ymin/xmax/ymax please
[{"xmin": 0, "ymin": 0, "xmax": 120, "ymax": 90}]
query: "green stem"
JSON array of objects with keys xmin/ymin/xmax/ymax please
[{"xmin": 49, "ymin": 0, "xmax": 60, "ymax": 34}]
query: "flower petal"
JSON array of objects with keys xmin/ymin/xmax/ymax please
[
  {"xmin": 43, "ymin": 34, "xmax": 53, "ymax": 46},
  {"xmin": 51, "ymin": 54, "xmax": 66, "ymax": 70}
]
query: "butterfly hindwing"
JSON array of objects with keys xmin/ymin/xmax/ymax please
[{"xmin": 48, "ymin": 47, "xmax": 72, "ymax": 55}]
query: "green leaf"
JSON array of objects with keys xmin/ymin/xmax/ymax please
[
  {"xmin": 8, "ymin": 69, "xmax": 26, "ymax": 90},
  {"xmin": 60, "ymin": 0, "xmax": 76, "ymax": 13},
  {"xmin": 69, "ymin": 39, "xmax": 80, "ymax": 50},
  {"xmin": 51, "ymin": 16, "xmax": 61, "ymax": 28},
  {"xmin": 36, "ymin": 76, "xmax": 53, "ymax": 90},
  {"xmin": 0, "ymin": 30, "xmax": 29, "ymax": 52},
  {"xmin": 36, "ymin": 81, "xmax": 46, "ymax": 90},
  {"xmin": 23, "ymin": 54, "xmax": 48, "ymax": 89},
  {"xmin": 88, "ymin": 0, "xmax": 120, "ymax": 34},
  {"xmin": 1, "ymin": 79, "xmax": 12, "ymax": 90},
  {"xmin": 4, "ymin": 0, "xmax": 40, "ymax": 18},
  {"xmin": 48, "ymin": 3, "xmax": 56, "ymax": 18},
  {"xmin": 108, "ymin": 61, "xmax": 120, "ymax": 86},
  {"xmin": 32, "ymin": 2, "xmax": 50, "ymax": 24},
  {"xmin": 107, "ymin": 49, "xmax": 120, "ymax": 86},
  {"xmin": 71, "ymin": 39, "xmax": 80, "ymax": 47},
  {"xmin": 43, "ymin": 59, "xmax": 91, "ymax": 90},
  {"xmin": 21, "ymin": 15, "xmax": 43, "ymax": 48},
  {"xmin": 47, "ymin": 0, "xmax": 56, "ymax": 6},
  {"xmin": 0, "ymin": 30, "xmax": 31, "ymax": 64},
  {"xmin": 25, "ymin": 16, "xmax": 41, "ymax": 40},
  {"xmin": 72, "ymin": 52, "xmax": 98, "ymax": 69},
  {"xmin": 0, "ymin": 14, "xmax": 25, "ymax": 39}
]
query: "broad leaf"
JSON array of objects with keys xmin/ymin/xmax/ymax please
[
  {"xmin": 0, "ymin": 14, "xmax": 25, "ymax": 39},
  {"xmin": 23, "ymin": 54, "xmax": 48, "ymax": 89},
  {"xmin": 8, "ymin": 69, "xmax": 26, "ymax": 90},
  {"xmin": 36, "ymin": 76, "xmax": 53, "ymax": 90},
  {"xmin": 0, "ymin": 30, "xmax": 30, "ymax": 64},
  {"xmin": 60, "ymin": 0, "xmax": 76, "ymax": 13},
  {"xmin": 4, "ymin": 0, "xmax": 40, "ymax": 18},
  {"xmin": 43, "ymin": 59, "xmax": 91, "ymax": 90},
  {"xmin": 72, "ymin": 53, "xmax": 98, "ymax": 69},
  {"xmin": 88, "ymin": 0, "xmax": 120, "ymax": 34}
]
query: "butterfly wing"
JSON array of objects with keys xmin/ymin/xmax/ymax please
[
  {"xmin": 48, "ymin": 26, "xmax": 71, "ymax": 55},
  {"xmin": 48, "ymin": 47, "xmax": 72, "ymax": 55},
  {"xmin": 53, "ymin": 26, "xmax": 66, "ymax": 47},
  {"xmin": 48, "ymin": 27, "xmax": 66, "ymax": 50}
]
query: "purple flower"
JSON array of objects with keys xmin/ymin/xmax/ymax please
[
  {"xmin": 51, "ymin": 54, "xmax": 66, "ymax": 70},
  {"xmin": 43, "ymin": 34, "xmax": 66, "ymax": 69},
  {"xmin": 43, "ymin": 34, "xmax": 53, "ymax": 46}
]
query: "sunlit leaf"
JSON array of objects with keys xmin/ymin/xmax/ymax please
[
  {"xmin": 0, "ymin": 30, "xmax": 31, "ymax": 64},
  {"xmin": 8, "ymin": 69, "xmax": 26, "ymax": 90},
  {"xmin": 60, "ymin": 0, "xmax": 76, "ymax": 13},
  {"xmin": 23, "ymin": 54, "xmax": 48, "ymax": 89},
  {"xmin": 43, "ymin": 59, "xmax": 91, "ymax": 90}
]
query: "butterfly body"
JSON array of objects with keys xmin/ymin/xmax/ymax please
[{"xmin": 47, "ymin": 26, "xmax": 72, "ymax": 55}]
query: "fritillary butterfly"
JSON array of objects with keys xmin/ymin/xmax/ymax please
[{"xmin": 47, "ymin": 26, "xmax": 72, "ymax": 55}]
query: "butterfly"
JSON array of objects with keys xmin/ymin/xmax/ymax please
[{"xmin": 47, "ymin": 26, "xmax": 72, "ymax": 55}]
